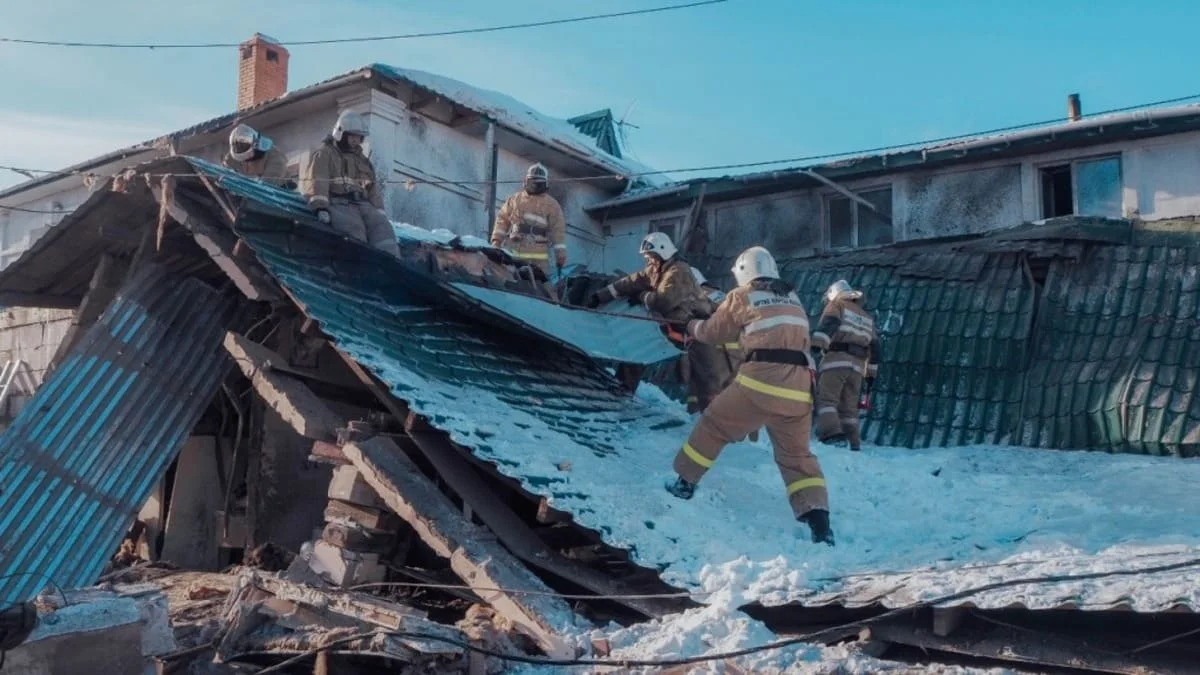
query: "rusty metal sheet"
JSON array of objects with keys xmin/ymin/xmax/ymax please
[{"xmin": 0, "ymin": 263, "xmax": 236, "ymax": 608}]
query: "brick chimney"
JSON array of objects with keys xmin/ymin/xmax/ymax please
[
  {"xmin": 237, "ymin": 33, "xmax": 289, "ymax": 111},
  {"xmin": 1067, "ymin": 93, "xmax": 1082, "ymax": 122}
]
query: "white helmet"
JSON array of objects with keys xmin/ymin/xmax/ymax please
[
  {"xmin": 824, "ymin": 279, "xmax": 862, "ymax": 303},
  {"xmin": 229, "ymin": 123, "xmax": 272, "ymax": 162},
  {"xmin": 332, "ymin": 111, "xmax": 370, "ymax": 142},
  {"xmin": 640, "ymin": 231, "xmax": 677, "ymax": 262},
  {"xmin": 731, "ymin": 246, "xmax": 780, "ymax": 287}
]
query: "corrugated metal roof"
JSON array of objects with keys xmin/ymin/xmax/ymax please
[
  {"xmin": 0, "ymin": 263, "xmax": 236, "ymax": 607},
  {"xmin": 181, "ymin": 156, "xmax": 679, "ymax": 366},
  {"xmin": 768, "ymin": 546, "xmax": 1200, "ymax": 613}
]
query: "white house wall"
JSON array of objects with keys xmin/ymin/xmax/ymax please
[{"xmin": 599, "ymin": 129, "xmax": 1200, "ymax": 277}]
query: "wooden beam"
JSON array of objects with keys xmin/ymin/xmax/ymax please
[
  {"xmin": 46, "ymin": 252, "xmax": 128, "ymax": 375},
  {"xmin": 150, "ymin": 187, "xmax": 281, "ymax": 303},
  {"xmin": 342, "ymin": 437, "xmax": 579, "ymax": 658},
  {"xmin": 223, "ymin": 331, "xmax": 343, "ymax": 442},
  {"xmin": 483, "ymin": 121, "xmax": 497, "ymax": 239},
  {"xmin": 224, "ymin": 329, "xmax": 580, "ymax": 657},
  {"xmin": 341, "ymin": 354, "xmax": 688, "ymax": 620},
  {"xmin": 800, "ymin": 169, "xmax": 892, "ymax": 224},
  {"xmin": 0, "ymin": 291, "xmax": 80, "ymax": 309}
]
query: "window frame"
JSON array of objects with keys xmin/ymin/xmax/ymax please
[
  {"xmin": 1036, "ymin": 152, "xmax": 1123, "ymax": 219},
  {"xmin": 823, "ymin": 184, "xmax": 894, "ymax": 250},
  {"xmin": 648, "ymin": 215, "xmax": 683, "ymax": 244}
]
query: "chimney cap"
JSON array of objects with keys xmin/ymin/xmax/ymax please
[{"xmin": 242, "ymin": 32, "xmax": 284, "ymax": 46}]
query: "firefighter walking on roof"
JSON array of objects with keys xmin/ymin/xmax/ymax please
[
  {"xmin": 587, "ymin": 233, "xmax": 728, "ymax": 413},
  {"xmin": 810, "ymin": 280, "xmax": 880, "ymax": 452},
  {"xmin": 664, "ymin": 246, "xmax": 834, "ymax": 545},
  {"xmin": 223, "ymin": 123, "xmax": 292, "ymax": 188},
  {"xmin": 491, "ymin": 163, "xmax": 567, "ymax": 276},
  {"xmin": 300, "ymin": 111, "xmax": 400, "ymax": 257}
]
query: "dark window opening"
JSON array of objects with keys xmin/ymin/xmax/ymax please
[
  {"xmin": 240, "ymin": 46, "xmax": 252, "ymax": 60},
  {"xmin": 1040, "ymin": 164, "xmax": 1073, "ymax": 218},
  {"xmin": 266, "ymin": 49, "xmax": 279, "ymax": 62},
  {"xmin": 649, "ymin": 216, "xmax": 682, "ymax": 244}
]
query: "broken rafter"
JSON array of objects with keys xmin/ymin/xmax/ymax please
[
  {"xmin": 46, "ymin": 253, "xmax": 128, "ymax": 375},
  {"xmin": 224, "ymin": 328, "xmax": 581, "ymax": 658},
  {"xmin": 223, "ymin": 332, "xmax": 343, "ymax": 442},
  {"xmin": 800, "ymin": 169, "xmax": 893, "ymax": 224},
  {"xmin": 150, "ymin": 187, "xmax": 282, "ymax": 303}
]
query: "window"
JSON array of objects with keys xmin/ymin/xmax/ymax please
[
  {"xmin": 826, "ymin": 186, "xmax": 893, "ymax": 249},
  {"xmin": 1039, "ymin": 155, "xmax": 1122, "ymax": 218},
  {"xmin": 648, "ymin": 216, "xmax": 682, "ymax": 243},
  {"xmin": 266, "ymin": 49, "xmax": 279, "ymax": 62}
]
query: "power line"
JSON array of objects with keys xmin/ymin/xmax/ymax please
[
  {"xmin": 0, "ymin": 1, "xmax": 728, "ymax": 49},
  {"xmin": 3, "ymin": 88, "xmax": 1200, "ymax": 211}
]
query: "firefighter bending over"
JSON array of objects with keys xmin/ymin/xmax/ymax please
[
  {"xmin": 491, "ymin": 163, "xmax": 567, "ymax": 276},
  {"xmin": 664, "ymin": 246, "xmax": 834, "ymax": 545},
  {"xmin": 300, "ymin": 111, "xmax": 400, "ymax": 256},
  {"xmin": 587, "ymin": 232, "xmax": 727, "ymax": 412},
  {"xmin": 224, "ymin": 124, "xmax": 292, "ymax": 188},
  {"xmin": 810, "ymin": 279, "xmax": 880, "ymax": 452}
]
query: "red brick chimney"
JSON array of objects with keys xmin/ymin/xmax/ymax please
[
  {"xmin": 1067, "ymin": 93, "xmax": 1082, "ymax": 122},
  {"xmin": 237, "ymin": 33, "xmax": 289, "ymax": 111}
]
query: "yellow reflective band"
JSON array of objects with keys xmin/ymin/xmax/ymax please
[
  {"xmin": 723, "ymin": 343, "xmax": 740, "ymax": 350},
  {"xmin": 787, "ymin": 477, "xmax": 826, "ymax": 496},
  {"xmin": 681, "ymin": 442, "xmax": 713, "ymax": 469},
  {"xmin": 514, "ymin": 251, "xmax": 549, "ymax": 260},
  {"xmin": 735, "ymin": 373, "xmax": 813, "ymax": 402}
]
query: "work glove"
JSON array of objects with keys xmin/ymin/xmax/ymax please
[
  {"xmin": 586, "ymin": 293, "xmax": 602, "ymax": 309},
  {"xmin": 628, "ymin": 290, "xmax": 647, "ymax": 307},
  {"xmin": 555, "ymin": 249, "xmax": 567, "ymax": 269},
  {"xmin": 315, "ymin": 208, "xmax": 332, "ymax": 225}
]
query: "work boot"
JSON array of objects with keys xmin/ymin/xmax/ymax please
[
  {"xmin": 665, "ymin": 475, "xmax": 696, "ymax": 500},
  {"xmin": 799, "ymin": 509, "xmax": 835, "ymax": 546},
  {"xmin": 820, "ymin": 433, "xmax": 847, "ymax": 447}
]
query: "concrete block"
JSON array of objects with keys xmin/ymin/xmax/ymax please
[
  {"xmin": 324, "ymin": 499, "xmax": 401, "ymax": 532},
  {"xmin": 328, "ymin": 465, "xmax": 386, "ymax": 508},
  {"xmin": 2, "ymin": 587, "xmax": 176, "ymax": 675},
  {"xmin": 308, "ymin": 539, "xmax": 387, "ymax": 587}
]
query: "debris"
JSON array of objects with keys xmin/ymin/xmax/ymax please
[
  {"xmin": 187, "ymin": 584, "xmax": 230, "ymax": 602},
  {"xmin": 243, "ymin": 542, "xmax": 295, "ymax": 573}
]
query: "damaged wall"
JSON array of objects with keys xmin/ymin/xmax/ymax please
[{"xmin": 0, "ymin": 306, "xmax": 73, "ymax": 423}]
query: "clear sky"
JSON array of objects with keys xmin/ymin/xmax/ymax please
[{"xmin": 2, "ymin": 0, "xmax": 1198, "ymax": 190}]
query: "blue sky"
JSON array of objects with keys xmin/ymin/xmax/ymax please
[{"xmin": 2, "ymin": 0, "xmax": 1198, "ymax": 190}]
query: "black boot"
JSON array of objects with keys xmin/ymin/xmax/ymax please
[
  {"xmin": 820, "ymin": 432, "xmax": 847, "ymax": 447},
  {"xmin": 665, "ymin": 475, "xmax": 696, "ymax": 500},
  {"xmin": 799, "ymin": 509, "xmax": 835, "ymax": 546}
]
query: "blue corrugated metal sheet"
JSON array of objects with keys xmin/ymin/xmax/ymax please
[
  {"xmin": 0, "ymin": 263, "xmax": 236, "ymax": 608},
  {"xmin": 184, "ymin": 156, "xmax": 679, "ymax": 366},
  {"xmin": 233, "ymin": 213, "xmax": 681, "ymax": 457}
]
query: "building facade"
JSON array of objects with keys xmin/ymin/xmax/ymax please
[{"xmin": 590, "ymin": 101, "xmax": 1200, "ymax": 282}]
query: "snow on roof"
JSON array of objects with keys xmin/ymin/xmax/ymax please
[{"xmin": 372, "ymin": 64, "xmax": 671, "ymax": 189}]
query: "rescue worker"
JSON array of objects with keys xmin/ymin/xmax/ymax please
[
  {"xmin": 692, "ymin": 267, "xmax": 756, "ymax": 441},
  {"xmin": 810, "ymin": 279, "xmax": 880, "ymax": 452},
  {"xmin": 223, "ymin": 123, "xmax": 292, "ymax": 188},
  {"xmin": 490, "ymin": 163, "xmax": 567, "ymax": 277},
  {"xmin": 587, "ymin": 232, "xmax": 725, "ymax": 412},
  {"xmin": 300, "ymin": 111, "xmax": 400, "ymax": 256},
  {"xmin": 664, "ymin": 246, "xmax": 834, "ymax": 545}
]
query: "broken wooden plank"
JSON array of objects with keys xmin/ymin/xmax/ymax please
[
  {"xmin": 149, "ymin": 187, "xmax": 280, "ymax": 302},
  {"xmin": 310, "ymin": 440, "xmax": 350, "ymax": 465},
  {"xmin": 223, "ymin": 331, "xmax": 343, "ymax": 442},
  {"xmin": 325, "ymin": 500, "xmax": 402, "ymax": 532},
  {"xmin": 339, "ymin": 351, "xmax": 692, "ymax": 620},
  {"xmin": 402, "ymin": 431, "xmax": 689, "ymax": 620},
  {"xmin": 343, "ymin": 437, "xmax": 580, "ymax": 658}
]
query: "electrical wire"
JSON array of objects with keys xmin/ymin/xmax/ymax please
[
  {"xmin": 348, "ymin": 580, "xmax": 693, "ymax": 601},
  {"xmin": 0, "ymin": 1, "xmax": 728, "ymax": 49},
  {"xmin": 248, "ymin": 557, "xmax": 1200, "ymax": 671},
  {"xmin": 3, "ymin": 87, "xmax": 1200, "ymax": 203}
]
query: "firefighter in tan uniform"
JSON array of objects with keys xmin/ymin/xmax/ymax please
[
  {"xmin": 665, "ymin": 246, "xmax": 834, "ymax": 545},
  {"xmin": 491, "ymin": 164, "xmax": 567, "ymax": 276},
  {"xmin": 692, "ymin": 266, "xmax": 758, "ymax": 440},
  {"xmin": 810, "ymin": 279, "xmax": 881, "ymax": 452},
  {"xmin": 300, "ymin": 111, "xmax": 400, "ymax": 256},
  {"xmin": 587, "ymin": 233, "xmax": 727, "ymax": 412},
  {"xmin": 223, "ymin": 124, "xmax": 293, "ymax": 188}
]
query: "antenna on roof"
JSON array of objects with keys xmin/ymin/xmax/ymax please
[{"xmin": 616, "ymin": 100, "xmax": 642, "ymax": 157}]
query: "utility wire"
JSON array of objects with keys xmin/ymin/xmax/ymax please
[
  {"xmin": 0, "ymin": 1, "xmax": 728, "ymax": 49},
  {"xmin": 3, "ymin": 88, "xmax": 1200, "ymax": 201}
]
